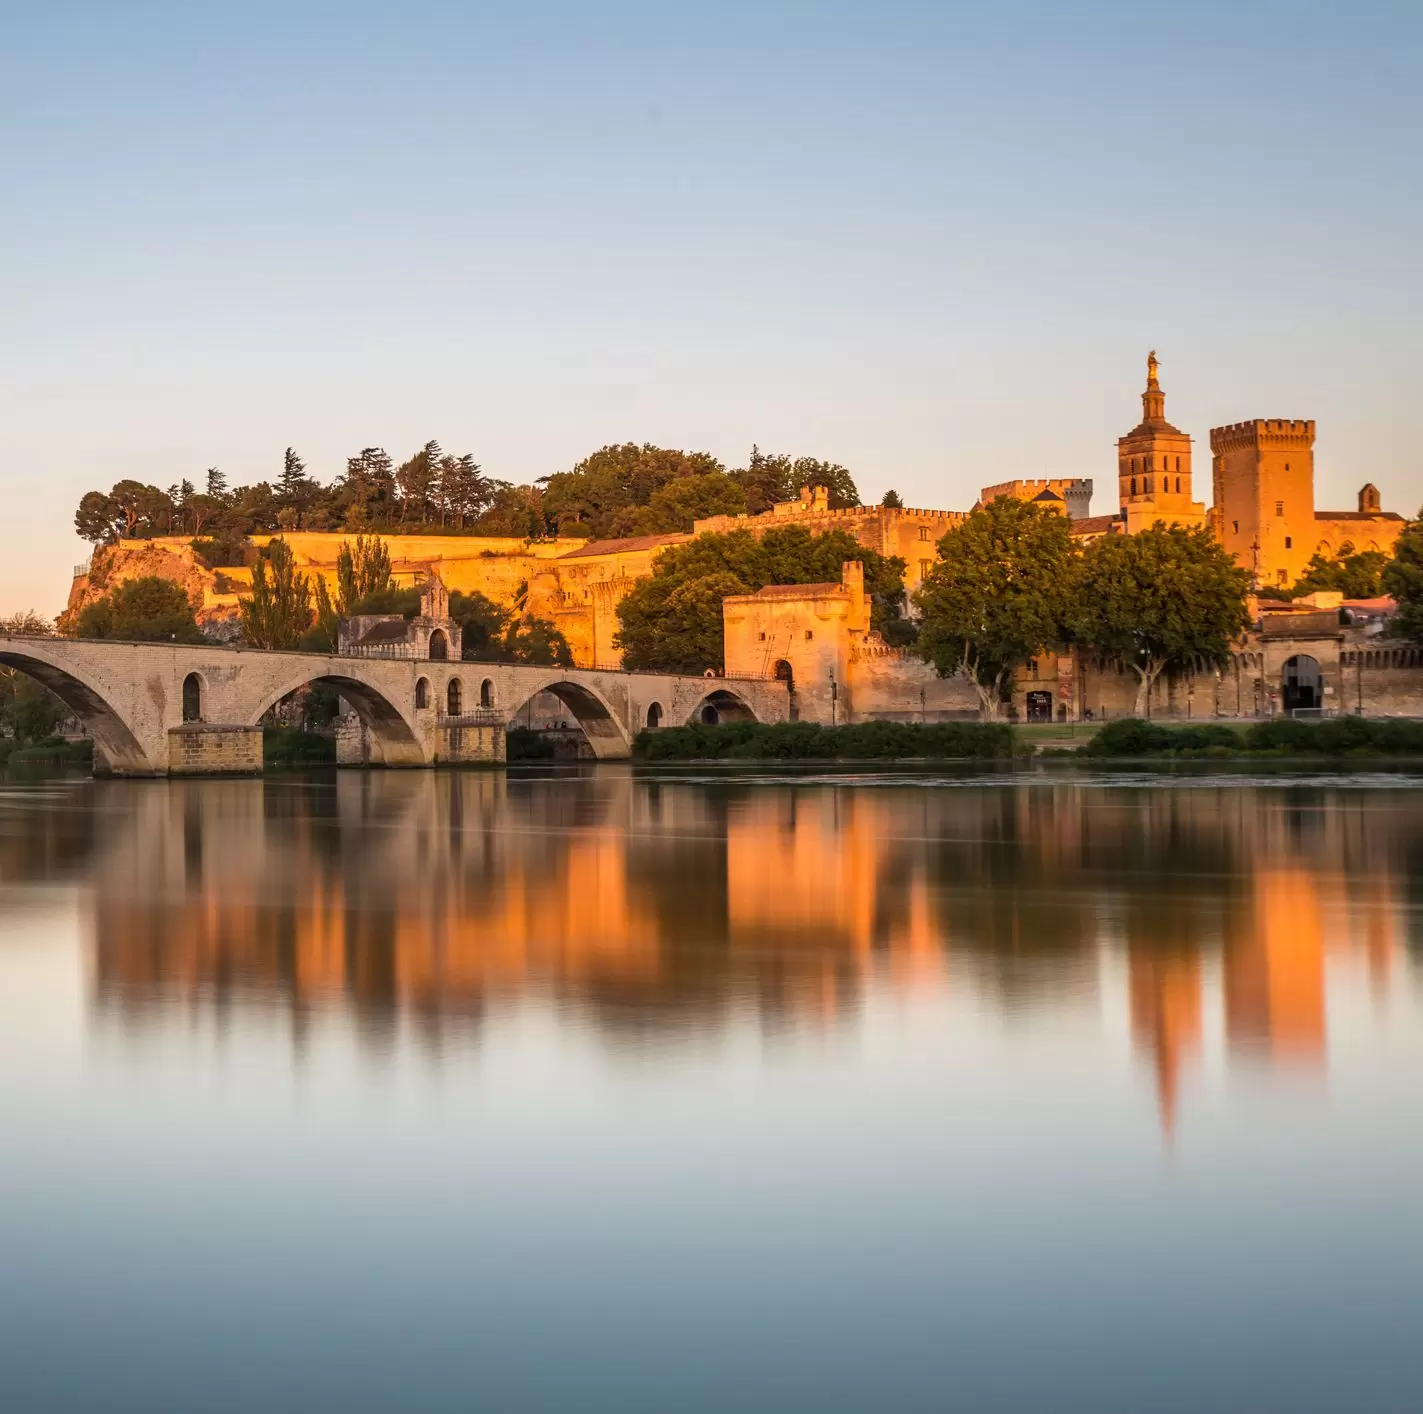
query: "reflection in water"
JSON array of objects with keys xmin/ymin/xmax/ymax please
[{"xmin": 4, "ymin": 769, "xmax": 1420, "ymax": 1138}]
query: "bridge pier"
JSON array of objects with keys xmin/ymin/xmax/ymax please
[{"xmin": 167, "ymin": 724, "xmax": 265, "ymax": 775}]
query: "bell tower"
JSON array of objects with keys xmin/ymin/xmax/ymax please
[{"xmin": 1116, "ymin": 351, "xmax": 1207, "ymax": 534}]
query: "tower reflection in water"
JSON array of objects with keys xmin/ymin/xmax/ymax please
[{"xmin": 60, "ymin": 771, "xmax": 1423, "ymax": 1137}]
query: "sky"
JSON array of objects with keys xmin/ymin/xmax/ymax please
[{"xmin": 2, "ymin": 0, "xmax": 1420, "ymax": 613}]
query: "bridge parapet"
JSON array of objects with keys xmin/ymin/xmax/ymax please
[{"xmin": 0, "ymin": 636, "xmax": 793, "ymax": 775}]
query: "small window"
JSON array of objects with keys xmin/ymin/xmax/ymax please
[
  {"xmin": 1285, "ymin": 537, "xmax": 1292, "ymax": 550},
  {"xmin": 447, "ymin": 679, "xmax": 462, "ymax": 715},
  {"xmin": 480, "ymin": 679, "xmax": 494, "ymax": 708},
  {"xmin": 1175, "ymin": 456, "xmax": 1180, "ymax": 472},
  {"xmin": 415, "ymin": 678, "xmax": 430, "ymax": 709},
  {"xmin": 1277, "ymin": 570, "xmax": 1288, "ymax": 585},
  {"xmin": 804, "ymin": 630, "xmax": 813, "ymax": 641},
  {"xmin": 1275, "ymin": 501, "xmax": 1285, "ymax": 516},
  {"xmin": 1130, "ymin": 477, "xmax": 1137, "ymax": 496},
  {"xmin": 758, "ymin": 631, "xmax": 766, "ymax": 641},
  {"xmin": 1232, "ymin": 520, "xmax": 1239, "ymax": 533},
  {"xmin": 182, "ymin": 673, "xmax": 202, "ymax": 723},
  {"xmin": 919, "ymin": 559, "xmax": 932, "ymax": 579},
  {"xmin": 918, "ymin": 527, "xmax": 930, "ymax": 541},
  {"xmin": 1175, "ymin": 477, "xmax": 1181, "ymax": 493}
]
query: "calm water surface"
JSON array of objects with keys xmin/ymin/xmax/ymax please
[{"xmin": 3, "ymin": 764, "xmax": 1423, "ymax": 1412}]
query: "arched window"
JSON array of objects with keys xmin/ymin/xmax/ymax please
[
  {"xmin": 1175, "ymin": 457, "xmax": 1181, "ymax": 472},
  {"xmin": 1175, "ymin": 477, "xmax": 1181, "ymax": 493},
  {"xmin": 480, "ymin": 679, "xmax": 494, "ymax": 708},
  {"xmin": 415, "ymin": 677, "xmax": 430, "ymax": 710},
  {"xmin": 646, "ymin": 702, "xmax": 663, "ymax": 730},
  {"xmin": 428, "ymin": 629, "xmax": 448, "ymax": 661},
  {"xmin": 182, "ymin": 672, "xmax": 203, "ymax": 723},
  {"xmin": 774, "ymin": 659, "xmax": 794, "ymax": 690},
  {"xmin": 447, "ymin": 678, "xmax": 462, "ymax": 715},
  {"xmin": 1130, "ymin": 477, "xmax": 1137, "ymax": 496}
]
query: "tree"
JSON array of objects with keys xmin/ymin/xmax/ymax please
[
  {"xmin": 913, "ymin": 498, "xmax": 1077, "ymax": 720},
  {"xmin": 615, "ymin": 525, "xmax": 907, "ymax": 674},
  {"xmin": 541, "ymin": 443, "xmax": 725, "ymax": 538},
  {"xmin": 1293, "ymin": 542, "xmax": 1390, "ymax": 599},
  {"xmin": 1070, "ymin": 523, "xmax": 1250, "ymax": 717},
  {"xmin": 473, "ymin": 482, "xmax": 547, "ymax": 538},
  {"xmin": 437, "ymin": 453, "xmax": 491, "ymax": 529},
  {"xmin": 608, "ymin": 471, "xmax": 747, "ymax": 536},
  {"xmin": 1385, "ymin": 510, "xmax": 1423, "ymax": 643},
  {"xmin": 309, "ymin": 577, "xmax": 340, "ymax": 653},
  {"xmin": 277, "ymin": 447, "xmax": 315, "ymax": 520},
  {"xmin": 75, "ymin": 491, "xmax": 121, "ymax": 545},
  {"xmin": 446, "ymin": 590, "xmax": 573, "ymax": 666},
  {"xmin": 73, "ymin": 577, "xmax": 205, "ymax": 643},
  {"xmin": 881, "ymin": 489, "xmax": 903, "ymax": 508},
  {"xmin": 206, "ymin": 467, "xmax": 229, "ymax": 500},
  {"xmin": 239, "ymin": 538, "xmax": 314, "ymax": 649},
  {"xmin": 395, "ymin": 440, "xmax": 442, "ymax": 525},
  {"xmin": 731, "ymin": 448, "xmax": 859, "ymax": 514},
  {"xmin": 334, "ymin": 534, "xmax": 393, "ymax": 614}
]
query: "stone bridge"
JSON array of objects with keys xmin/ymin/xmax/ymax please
[{"xmin": 0, "ymin": 636, "xmax": 791, "ymax": 775}]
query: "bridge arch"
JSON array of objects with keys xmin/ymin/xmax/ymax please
[
  {"xmin": 689, "ymin": 687, "xmax": 759, "ymax": 726},
  {"xmin": 248, "ymin": 667, "xmax": 424, "ymax": 766},
  {"xmin": 0, "ymin": 643, "xmax": 157, "ymax": 774},
  {"xmin": 507, "ymin": 677, "xmax": 633, "ymax": 759}
]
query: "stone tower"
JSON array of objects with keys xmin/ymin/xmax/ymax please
[
  {"xmin": 1116, "ymin": 351, "xmax": 1207, "ymax": 534},
  {"xmin": 1208, "ymin": 418, "xmax": 1316, "ymax": 589}
]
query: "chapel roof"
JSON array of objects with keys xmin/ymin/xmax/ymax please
[
  {"xmin": 749, "ymin": 581, "xmax": 843, "ymax": 598},
  {"xmin": 1315, "ymin": 510, "xmax": 1406, "ymax": 522},
  {"xmin": 558, "ymin": 533, "xmax": 689, "ymax": 559},
  {"xmin": 355, "ymin": 618, "xmax": 413, "ymax": 646}
]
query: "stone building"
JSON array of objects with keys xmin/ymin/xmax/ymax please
[
  {"xmin": 1210, "ymin": 421, "xmax": 1405, "ymax": 590},
  {"xmin": 338, "ymin": 574, "xmax": 462, "ymax": 660}
]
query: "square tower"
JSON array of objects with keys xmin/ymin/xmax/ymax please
[
  {"xmin": 1116, "ymin": 352, "xmax": 1207, "ymax": 534},
  {"xmin": 1208, "ymin": 419, "xmax": 1316, "ymax": 589}
]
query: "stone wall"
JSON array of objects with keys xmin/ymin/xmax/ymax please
[{"xmin": 167, "ymin": 724, "xmax": 264, "ymax": 775}]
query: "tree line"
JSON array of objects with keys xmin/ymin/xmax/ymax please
[{"xmin": 73, "ymin": 441, "xmax": 863, "ymax": 551}]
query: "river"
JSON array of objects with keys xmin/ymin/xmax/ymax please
[{"xmin": 3, "ymin": 765, "xmax": 1423, "ymax": 1411}]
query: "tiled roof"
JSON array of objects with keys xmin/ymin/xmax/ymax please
[
  {"xmin": 558, "ymin": 533, "xmax": 689, "ymax": 559},
  {"xmin": 750, "ymin": 582, "xmax": 842, "ymax": 598},
  {"xmin": 1070, "ymin": 514, "xmax": 1121, "ymax": 535},
  {"xmin": 356, "ymin": 619, "xmax": 413, "ymax": 645},
  {"xmin": 1315, "ymin": 510, "xmax": 1406, "ymax": 522}
]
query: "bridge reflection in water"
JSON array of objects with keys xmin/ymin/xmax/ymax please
[{"xmin": 7, "ymin": 770, "xmax": 1412, "ymax": 1141}]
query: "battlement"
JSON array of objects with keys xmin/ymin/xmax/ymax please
[
  {"xmin": 979, "ymin": 477, "xmax": 1091, "ymax": 500},
  {"xmin": 1210, "ymin": 418, "xmax": 1316, "ymax": 452}
]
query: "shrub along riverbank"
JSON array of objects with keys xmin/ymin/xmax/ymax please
[
  {"xmin": 634, "ymin": 720, "xmax": 1018, "ymax": 761},
  {"xmin": 0, "ymin": 737, "xmax": 93, "ymax": 768},
  {"xmin": 1083, "ymin": 716, "xmax": 1423, "ymax": 758}
]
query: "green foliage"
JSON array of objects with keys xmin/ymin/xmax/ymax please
[
  {"xmin": 881, "ymin": 489, "xmax": 903, "ymax": 508},
  {"xmin": 609, "ymin": 471, "xmax": 748, "ymax": 535},
  {"xmin": 505, "ymin": 726, "xmax": 558, "ymax": 761},
  {"xmin": 189, "ymin": 533, "xmax": 250, "ymax": 569},
  {"xmin": 731, "ymin": 447, "xmax": 860, "ymax": 514},
  {"xmin": 0, "ymin": 737, "xmax": 92, "ymax": 769},
  {"xmin": 1070, "ymin": 523, "xmax": 1250, "ymax": 716},
  {"xmin": 634, "ymin": 720, "xmax": 1016, "ymax": 761},
  {"xmin": 1082, "ymin": 715, "xmax": 1423, "ymax": 758},
  {"xmin": 239, "ymin": 538, "xmax": 313, "ymax": 650},
  {"xmin": 1242, "ymin": 716, "xmax": 1423, "ymax": 755},
  {"xmin": 913, "ymin": 498, "xmax": 1076, "ymax": 719},
  {"xmin": 615, "ymin": 526, "xmax": 907, "ymax": 674},
  {"xmin": 335, "ymin": 534, "xmax": 393, "ymax": 613},
  {"xmin": 349, "ymin": 586, "xmax": 422, "ymax": 617},
  {"xmin": 541, "ymin": 443, "xmax": 726, "ymax": 538},
  {"xmin": 1292, "ymin": 543, "xmax": 1390, "ymax": 599},
  {"xmin": 262, "ymin": 727, "xmax": 336, "ymax": 769},
  {"xmin": 448, "ymin": 590, "xmax": 573, "ymax": 666},
  {"xmin": 1384, "ymin": 511, "xmax": 1423, "ymax": 643},
  {"xmin": 1083, "ymin": 718, "xmax": 1242, "ymax": 756},
  {"xmin": 74, "ymin": 576, "xmax": 205, "ymax": 643}
]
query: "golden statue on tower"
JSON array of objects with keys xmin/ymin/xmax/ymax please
[{"xmin": 1147, "ymin": 349, "xmax": 1160, "ymax": 387}]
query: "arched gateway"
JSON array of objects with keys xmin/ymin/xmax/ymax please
[{"xmin": 0, "ymin": 636, "xmax": 792, "ymax": 775}]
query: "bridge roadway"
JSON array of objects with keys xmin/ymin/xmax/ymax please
[{"xmin": 0, "ymin": 636, "xmax": 791, "ymax": 776}]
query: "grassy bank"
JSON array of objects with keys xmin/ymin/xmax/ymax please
[
  {"xmin": 635, "ymin": 720, "xmax": 1018, "ymax": 761},
  {"xmin": 0, "ymin": 737, "xmax": 94, "ymax": 768},
  {"xmin": 262, "ymin": 727, "xmax": 336, "ymax": 769},
  {"xmin": 1082, "ymin": 716, "xmax": 1423, "ymax": 758}
]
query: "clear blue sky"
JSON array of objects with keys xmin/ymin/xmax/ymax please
[{"xmin": 2, "ymin": 0, "xmax": 1419, "ymax": 612}]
